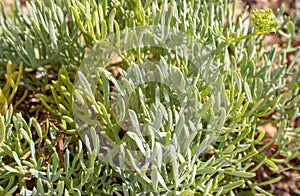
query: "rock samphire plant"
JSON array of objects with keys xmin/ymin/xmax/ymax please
[{"xmin": 0, "ymin": 0, "xmax": 299, "ymax": 195}]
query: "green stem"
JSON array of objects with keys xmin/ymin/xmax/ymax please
[
  {"xmin": 228, "ymin": 32, "xmax": 260, "ymax": 44},
  {"xmin": 204, "ymin": 32, "xmax": 259, "ymax": 59}
]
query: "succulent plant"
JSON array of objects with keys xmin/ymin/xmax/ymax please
[{"xmin": 0, "ymin": 0, "xmax": 299, "ymax": 195}]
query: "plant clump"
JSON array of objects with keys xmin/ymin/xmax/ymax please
[{"xmin": 0, "ymin": 0, "xmax": 299, "ymax": 195}]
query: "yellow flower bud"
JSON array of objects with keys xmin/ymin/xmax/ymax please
[{"xmin": 251, "ymin": 8, "xmax": 277, "ymax": 34}]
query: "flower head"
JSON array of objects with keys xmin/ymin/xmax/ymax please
[{"xmin": 251, "ymin": 8, "xmax": 277, "ymax": 34}]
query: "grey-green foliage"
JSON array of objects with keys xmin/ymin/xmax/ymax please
[
  {"xmin": 0, "ymin": 0, "xmax": 79, "ymax": 68},
  {"xmin": 0, "ymin": 105, "xmax": 117, "ymax": 195},
  {"xmin": 0, "ymin": 0, "xmax": 110, "ymax": 68},
  {"xmin": 0, "ymin": 0, "xmax": 299, "ymax": 195}
]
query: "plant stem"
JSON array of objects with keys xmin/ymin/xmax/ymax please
[{"xmin": 203, "ymin": 32, "xmax": 258, "ymax": 59}]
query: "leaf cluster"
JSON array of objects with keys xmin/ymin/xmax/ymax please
[{"xmin": 0, "ymin": 0, "xmax": 299, "ymax": 195}]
